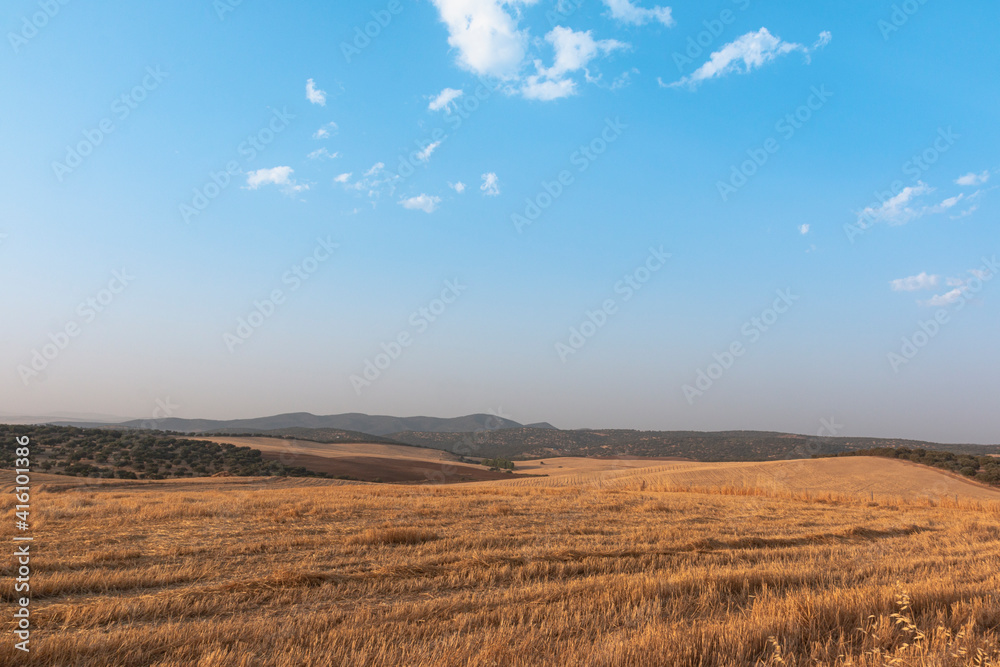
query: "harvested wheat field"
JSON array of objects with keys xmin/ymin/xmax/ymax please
[
  {"xmin": 504, "ymin": 456, "xmax": 1000, "ymax": 501},
  {"xmin": 3, "ymin": 458, "xmax": 1000, "ymax": 666}
]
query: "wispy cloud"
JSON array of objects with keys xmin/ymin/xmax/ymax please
[
  {"xmin": 307, "ymin": 148, "xmax": 339, "ymax": 160},
  {"xmin": 666, "ymin": 28, "xmax": 830, "ymax": 88},
  {"xmin": 798, "ymin": 224, "xmax": 810, "ymax": 235},
  {"xmin": 859, "ymin": 178, "xmax": 991, "ymax": 226},
  {"xmin": 894, "ymin": 267, "xmax": 992, "ymax": 306},
  {"xmin": 449, "ymin": 181, "xmax": 466, "ymax": 193},
  {"xmin": 246, "ymin": 166, "xmax": 308, "ymax": 194},
  {"xmin": 313, "ymin": 122, "xmax": 338, "ymax": 139},
  {"xmin": 305, "ymin": 78, "xmax": 327, "ymax": 106},
  {"xmin": 601, "ymin": 0, "xmax": 673, "ymax": 27},
  {"xmin": 890, "ymin": 272, "xmax": 939, "ymax": 292},
  {"xmin": 956, "ymin": 170, "xmax": 990, "ymax": 186},
  {"xmin": 334, "ymin": 164, "xmax": 400, "ymax": 201},
  {"xmin": 417, "ymin": 141, "xmax": 442, "ymax": 162},
  {"xmin": 481, "ymin": 172, "xmax": 500, "ymax": 196},
  {"xmin": 857, "ymin": 183, "xmax": 934, "ymax": 226},
  {"xmin": 399, "ymin": 194, "xmax": 441, "ymax": 213},
  {"xmin": 925, "ymin": 193, "xmax": 965, "ymax": 216},
  {"xmin": 920, "ymin": 288, "xmax": 965, "ymax": 307},
  {"xmin": 429, "ymin": 87, "xmax": 463, "ymax": 112}
]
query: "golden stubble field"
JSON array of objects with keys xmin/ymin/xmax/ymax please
[{"xmin": 2, "ymin": 457, "xmax": 1000, "ymax": 666}]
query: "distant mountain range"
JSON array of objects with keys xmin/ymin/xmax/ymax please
[
  {"xmin": 7, "ymin": 411, "xmax": 996, "ymax": 462},
  {"xmin": 39, "ymin": 412, "xmax": 556, "ymax": 437}
]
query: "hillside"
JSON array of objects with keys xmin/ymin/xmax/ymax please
[
  {"xmin": 387, "ymin": 427, "xmax": 1000, "ymax": 462},
  {"xmin": 825, "ymin": 446, "xmax": 1000, "ymax": 486},
  {"xmin": 106, "ymin": 412, "xmax": 526, "ymax": 436},
  {"xmin": 0, "ymin": 424, "xmax": 327, "ymax": 480},
  {"xmin": 192, "ymin": 435, "xmax": 527, "ymax": 483},
  {"xmin": 201, "ymin": 427, "xmax": 405, "ymax": 445}
]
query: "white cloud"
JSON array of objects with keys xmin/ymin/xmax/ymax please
[
  {"xmin": 449, "ymin": 181, "xmax": 466, "ymax": 193},
  {"xmin": 305, "ymin": 78, "xmax": 327, "ymax": 106},
  {"xmin": 313, "ymin": 122, "xmax": 338, "ymax": 139},
  {"xmin": 950, "ymin": 188, "xmax": 989, "ymax": 219},
  {"xmin": 417, "ymin": 141, "xmax": 442, "ymax": 162},
  {"xmin": 307, "ymin": 148, "xmax": 339, "ymax": 160},
  {"xmin": 480, "ymin": 172, "xmax": 500, "ymax": 196},
  {"xmin": 429, "ymin": 0, "xmax": 535, "ymax": 79},
  {"xmin": 334, "ymin": 164, "xmax": 401, "ymax": 201},
  {"xmin": 429, "ymin": 87, "xmax": 464, "ymax": 111},
  {"xmin": 920, "ymin": 288, "xmax": 965, "ymax": 307},
  {"xmin": 522, "ymin": 27, "xmax": 628, "ymax": 100},
  {"xmin": 939, "ymin": 194, "xmax": 964, "ymax": 209},
  {"xmin": 906, "ymin": 267, "xmax": 993, "ymax": 306},
  {"xmin": 430, "ymin": 2, "xmax": 628, "ymax": 102},
  {"xmin": 813, "ymin": 31, "xmax": 833, "ymax": 49},
  {"xmin": 607, "ymin": 67, "xmax": 640, "ymax": 90},
  {"xmin": 399, "ymin": 194, "xmax": 441, "ymax": 213},
  {"xmin": 956, "ymin": 170, "xmax": 990, "ymax": 186},
  {"xmin": 890, "ymin": 272, "xmax": 939, "ymax": 292},
  {"xmin": 798, "ymin": 224, "xmax": 810, "ymax": 235},
  {"xmin": 924, "ymin": 193, "xmax": 965, "ymax": 216},
  {"xmin": 601, "ymin": 0, "xmax": 673, "ymax": 27},
  {"xmin": 668, "ymin": 28, "xmax": 829, "ymax": 88},
  {"xmin": 522, "ymin": 76, "xmax": 577, "ymax": 101},
  {"xmin": 951, "ymin": 205, "xmax": 980, "ymax": 219},
  {"xmin": 857, "ymin": 182, "xmax": 933, "ymax": 227},
  {"xmin": 859, "ymin": 178, "xmax": 990, "ymax": 225},
  {"xmin": 544, "ymin": 27, "xmax": 627, "ymax": 78},
  {"xmin": 246, "ymin": 166, "xmax": 308, "ymax": 194}
]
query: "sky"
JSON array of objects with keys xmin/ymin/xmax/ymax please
[{"xmin": 1, "ymin": 0, "xmax": 998, "ymax": 443}]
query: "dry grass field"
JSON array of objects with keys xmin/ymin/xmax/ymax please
[
  {"xmin": 505, "ymin": 456, "xmax": 1000, "ymax": 500},
  {"xmin": 3, "ymin": 457, "xmax": 1000, "ymax": 666}
]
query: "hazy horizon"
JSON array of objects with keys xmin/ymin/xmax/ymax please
[
  {"xmin": 3, "ymin": 1, "xmax": 998, "ymax": 445},
  {"xmin": 1, "ymin": 407, "xmax": 997, "ymax": 446}
]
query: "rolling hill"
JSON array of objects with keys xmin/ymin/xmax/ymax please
[
  {"xmin": 387, "ymin": 427, "xmax": 1000, "ymax": 462},
  {"xmin": 191, "ymin": 435, "xmax": 526, "ymax": 483},
  {"xmin": 64, "ymin": 411, "xmax": 527, "ymax": 436}
]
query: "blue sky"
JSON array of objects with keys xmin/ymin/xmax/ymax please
[{"xmin": 2, "ymin": 0, "xmax": 998, "ymax": 443}]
